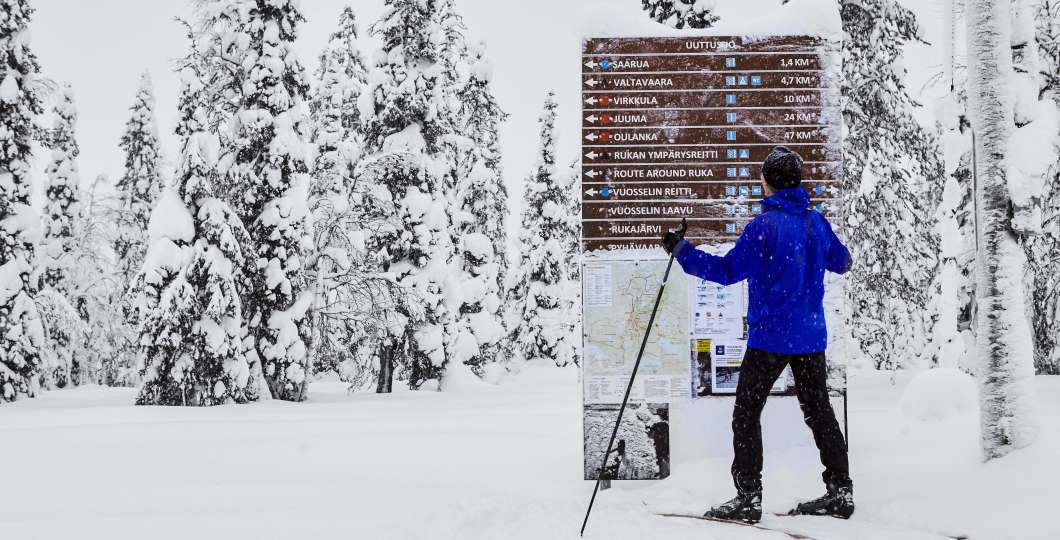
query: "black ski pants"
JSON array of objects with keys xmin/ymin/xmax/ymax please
[{"xmin": 730, "ymin": 348, "xmax": 850, "ymax": 495}]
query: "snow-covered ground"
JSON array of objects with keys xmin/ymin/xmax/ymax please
[{"xmin": 1, "ymin": 367, "xmax": 1057, "ymax": 540}]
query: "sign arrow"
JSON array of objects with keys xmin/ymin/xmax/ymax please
[
  {"xmin": 585, "ymin": 169, "xmax": 600, "ymax": 179},
  {"xmin": 586, "ymin": 114, "xmax": 598, "ymax": 124},
  {"xmin": 585, "ymin": 132, "xmax": 598, "ymax": 142},
  {"xmin": 585, "ymin": 79, "xmax": 598, "ymax": 87},
  {"xmin": 585, "ymin": 151, "xmax": 599, "ymax": 160},
  {"xmin": 584, "ymin": 59, "xmax": 597, "ymax": 69},
  {"xmin": 585, "ymin": 96, "xmax": 598, "ymax": 105},
  {"xmin": 585, "ymin": 188, "xmax": 599, "ymax": 196}
]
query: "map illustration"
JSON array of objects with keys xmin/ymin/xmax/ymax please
[{"xmin": 582, "ymin": 260, "xmax": 690, "ymax": 404}]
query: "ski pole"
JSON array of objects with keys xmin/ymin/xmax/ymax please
[{"xmin": 580, "ymin": 218, "xmax": 687, "ymax": 537}]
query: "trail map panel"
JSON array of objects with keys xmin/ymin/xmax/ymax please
[{"xmin": 582, "ymin": 260, "xmax": 689, "ymax": 405}]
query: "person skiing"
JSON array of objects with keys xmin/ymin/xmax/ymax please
[{"xmin": 660, "ymin": 146, "xmax": 854, "ymax": 523}]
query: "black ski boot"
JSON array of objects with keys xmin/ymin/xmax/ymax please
[
  {"xmin": 704, "ymin": 491, "xmax": 763, "ymax": 523},
  {"xmin": 789, "ymin": 483, "xmax": 854, "ymax": 519}
]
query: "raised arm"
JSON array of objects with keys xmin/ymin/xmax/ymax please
[{"xmin": 671, "ymin": 220, "xmax": 769, "ymax": 285}]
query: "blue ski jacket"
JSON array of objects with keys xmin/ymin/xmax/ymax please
[{"xmin": 672, "ymin": 187, "xmax": 852, "ymax": 354}]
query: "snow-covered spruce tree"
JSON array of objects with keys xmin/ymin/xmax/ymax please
[
  {"xmin": 39, "ymin": 83, "xmax": 83, "ymax": 388},
  {"xmin": 641, "ymin": 0, "xmax": 719, "ymax": 29},
  {"xmin": 225, "ymin": 0, "xmax": 313, "ymax": 402},
  {"xmin": 840, "ymin": 0, "xmax": 945, "ymax": 370},
  {"xmin": 507, "ymin": 93, "xmax": 578, "ymax": 367},
  {"xmin": 564, "ymin": 159, "xmax": 582, "ymax": 366},
  {"xmin": 115, "ymin": 72, "xmax": 163, "ymax": 289},
  {"xmin": 115, "ymin": 73, "xmax": 164, "ymax": 324},
  {"xmin": 429, "ymin": 0, "xmax": 511, "ymax": 381},
  {"xmin": 449, "ymin": 40, "xmax": 510, "ymax": 374},
  {"xmin": 359, "ymin": 0, "xmax": 458, "ymax": 391},
  {"xmin": 1025, "ymin": 0, "xmax": 1060, "ymax": 375},
  {"xmin": 309, "ymin": 5, "xmax": 367, "ymax": 207},
  {"xmin": 966, "ymin": 0, "xmax": 1039, "ymax": 459},
  {"xmin": 184, "ymin": 0, "xmax": 253, "ymax": 138},
  {"xmin": 137, "ymin": 68, "xmax": 254, "ymax": 406},
  {"xmin": 307, "ymin": 6, "xmax": 372, "ymax": 376},
  {"xmin": 42, "ymin": 84, "xmax": 79, "ymax": 294},
  {"xmin": 102, "ymin": 72, "xmax": 164, "ymax": 388},
  {"xmin": 0, "ymin": 0, "xmax": 46, "ymax": 403}
]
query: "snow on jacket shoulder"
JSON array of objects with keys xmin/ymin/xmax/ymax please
[{"xmin": 672, "ymin": 187, "xmax": 851, "ymax": 355}]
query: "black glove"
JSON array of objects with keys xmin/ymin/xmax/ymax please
[
  {"xmin": 661, "ymin": 231, "xmax": 681, "ymax": 254},
  {"xmin": 660, "ymin": 219, "xmax": 688, "ymax": 254}
]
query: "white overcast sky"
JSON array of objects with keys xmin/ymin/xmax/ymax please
[{"xmin": 28, "ymin": 0, "xmax": 591, "ymax": 218}]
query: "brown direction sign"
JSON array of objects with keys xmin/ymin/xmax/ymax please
[
  {"xmin": 583, "ymin": 72, "xmax": 829, "ymax": 91},
  {"xmin": 582, "ymin": 200, "xmax": 840, "ymax": 221},
  {"xmin": 582, "ymin": 36, "xmax": 825, "ymax": 55},
  {"xmin": 583, "ymin": 144, "xmax": 840, "ymax": 164},
  {"xmin": 584, "ymin": 90, "xmax": 839, "ymax": 109},
  {"xmin": 581, "ymin": 54, "xmax": 822, "ymax": 73},
  {"xmin": 582, "ymin": 126, "xmax": 839, "ymax": 146},
  {"xmin": 582, "ymin": 108, "xmax": 840, "ymax": 128},
  {"xmin": 580, "ymin": 181, "xmax": 841, "ymax": 201},
  {"xmin": 580, "ymin": 36, "xmax": 842, "ymax": 253},
  {"xmin": 583, "ymin": 219, "xmax": 751, "ymax": 240},
  {"xmin": 581, "ymin": 163, "xmax": 841, "ymax": 183}
]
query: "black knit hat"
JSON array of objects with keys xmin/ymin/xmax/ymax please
[{"xmin": 762, "ymin": 146, "xmax": 804, "ymax": 189}]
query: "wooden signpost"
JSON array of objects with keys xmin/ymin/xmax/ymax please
[
  {"xmin": 578, "ymin": 36, "xmax": 845, "ymax": 496},
  {"xmin": 581, "ymin": 36, "xmax": 843, "ymax": 251}
]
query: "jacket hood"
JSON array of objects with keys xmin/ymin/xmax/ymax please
[{"xmin": 762, "ymin": 187, "xmax": 810, "ymax": 214}]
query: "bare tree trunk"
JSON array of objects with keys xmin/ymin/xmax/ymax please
[
  {"xmin": 966, "ymin": 0, "xmax": 1039, "ymax": 460},
  {"xmin": 376, "ymin": 344, "xmax": 394, "ymax": 393}
]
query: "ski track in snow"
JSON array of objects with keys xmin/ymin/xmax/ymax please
[{"xmin": 0, "ymin": 369, "xmax": 1057, "ymax": 540}]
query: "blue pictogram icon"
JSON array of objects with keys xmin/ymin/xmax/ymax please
[
  {"xmin": 726, "ymin": 94, "xmax": 737, "ymax": 105},
  {"xmin": 600, "ymin": 59, "xmax": 611, "ymax": 70},
  {"xmin": 601, "ymin": 187, "xmax": 611, "ymax": 197}
]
